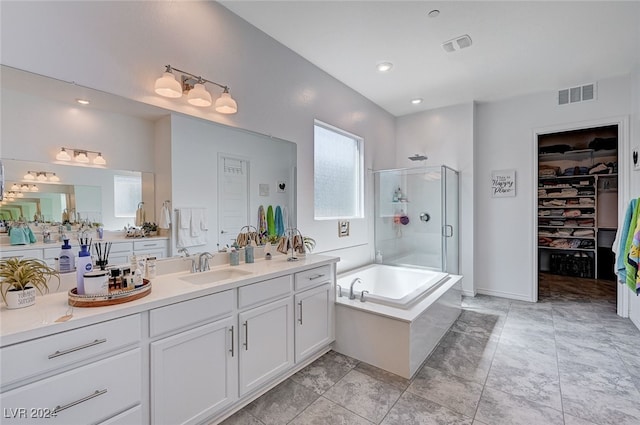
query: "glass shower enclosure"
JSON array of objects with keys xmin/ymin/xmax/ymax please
[{"xmin": 374, "ymin": 165, "xmax": 459, "ymax": 274}]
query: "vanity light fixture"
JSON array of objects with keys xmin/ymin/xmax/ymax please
[
  {"xmin": 10, "ymin": 183, "xmax": 20, "ymax": 191},
  {"xmin": 36, "ymin": 172, "xmax": 48, "ymax": 182},
  {"xmin": 48, "ymin": 173, "xmax": 60, "ymax": 182},
  {"xmin": 15, "ymin": 192, "xmax": 24, "ymax": 198},
  {"xmin": 56, "ymin": 147, "xmax": 106, "ymax": 165},
  {"xmin": 24, "ymin": 171, "xmax": 35, "ymax": 181},
  {"xmin": 19, "ymin": 184, "xmax": 30, "ymax": 192},
  {"xmin": 155, "ymin": 65, "xmax": 238, "ymax": 114},
  {"xmin": 30, "ymin": 185, "xmax": 39, "ymax": 192}
]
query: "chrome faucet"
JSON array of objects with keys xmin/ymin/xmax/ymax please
[
  {"xmin": 177, "ymin": 247, "xmax": 190, "ymax": 257},
  {"xmin": 349, "ymin": 278, "xmax": 361, "ymax": 300},
  {"xmin": 198, "ymin": 252, "xmax": 214, "ymax": 272}
]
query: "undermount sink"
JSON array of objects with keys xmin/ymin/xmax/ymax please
[{"xmin": 179, "ymin": 268, "xmax": 253, "ymax": 285}]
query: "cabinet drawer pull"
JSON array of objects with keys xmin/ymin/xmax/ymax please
[
  {"xmin": 243, "ymin": 321, "xmax": 249, "ymax": 350},
  {"xmin": 142, "ymin": 243, "xmax": 155, "ymax": 247},
  {"xmin": 52, "ymin": 389, "xmax": 107, "ymax": 414},
  {"xmin": 229, "ymin": 326, "xmax": 235, "ymax": 357},
  {"xmin": 308, "ymin": 273, "xmax": 325, "ymax": 281},
  {"xmin": 298, "ymin": 301, "xmax": 303, "ymax": 325},
  {"xmin": 48, "ymin": 338, "xmax": 107, "ymax": 359}
]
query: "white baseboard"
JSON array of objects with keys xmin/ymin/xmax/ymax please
[{"xmin": 475, "ymin": 288, "xmax": 534, "ymax": 302}]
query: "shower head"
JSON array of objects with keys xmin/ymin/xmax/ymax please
[{"xmin": 408, "ymin": 154, "xmax": 428, "ymax": 161}]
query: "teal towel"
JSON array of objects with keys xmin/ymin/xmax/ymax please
[
  {"xmin": 9, "ymin": 227, "xmax": 27, "ymax": 245},
  {"xmin": 27, "ymin": 227, "xmax": 37, "ymax": 243},
  {"xmin": 275, "ymin": 206, "xmax": 284, "ymax": 236}
]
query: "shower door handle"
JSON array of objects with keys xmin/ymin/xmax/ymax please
[{"xmin": 442, "ymin": 225, "xmax": 454, "ymax": 237}]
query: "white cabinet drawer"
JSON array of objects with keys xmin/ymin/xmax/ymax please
[
  {"xmin": 0, "ymin": 349, "xmax": 141, "ymax": 425},
  {"xmin": 294, "ymin": 265, "xmax": 332, "ymax": 291},
  {"xmin": 133, "ymin": 239, "xmax": 167, "ymax": 251},
  {"xmin": 0, "ymin": 248, "xmax": 43, "ymax": 260},
  {"xmin": 150, "ymin": 290, "xmax": 235, "ymax": 337},
  {"xmin": 109, "ymin": 241, "xmax": 134, "ymax": 253},
  {"xmin": 99, "ymin": 405, "xmax": 142, "ymax": 425},
  {"xmin": 0, "ymin": 315, "xmax": 141, "ymax": 388},
  {"xmin": 238, "ymin": 275, "xmax": 292, "ymax": 310}
]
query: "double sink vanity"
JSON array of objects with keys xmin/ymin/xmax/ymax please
[{"xmin": 0, "ymin": 253, "xmax": 338, "ymax": 425}]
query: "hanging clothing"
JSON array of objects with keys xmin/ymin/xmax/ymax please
[
  {"xmin": 275, "ymin": 206, "xmax": 285, "ymax": 236},
  {"xmin": 614, "ymin": 198, "xmax": 640, "ymax": 286},
  {"xmin": 266, "ymin": 205, "xmax": 275, "ymax": 237},
  {"xmin": 257, "ymin": 206, "xmax": 267, "ymax": 244}
]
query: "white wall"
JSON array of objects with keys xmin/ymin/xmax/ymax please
[
  {"xmin": 395, "ymin": 103, "xmax": 475, "ymax": 294},
  {"xmin": 475, "ymin": 74, "xmax": 632, "ymax": 301},
  {"xmin": 0, "ymin": 1, "xmax": 396, "ymax": 272}
]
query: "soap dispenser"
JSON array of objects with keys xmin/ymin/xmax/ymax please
[
  {"xmin": 76, "ymin": 244, "xmax": 93, "ymax": 295},
  {"xmin": 58, "ymin": 239, "xmax": 75, "ymax": 273}
]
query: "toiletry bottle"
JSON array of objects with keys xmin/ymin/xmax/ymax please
[
  {"xmin": 58, "ymin": 239, "xmax": 75, "ymax": 273},
  {"xmin": 146, "ymin": 257, "xmax": 157, "ymax": 279},
  {"xmin": 76, "ymin": 244, "xmax": 93, "ymax": 295},
  {"xmin": 245, "ymin": 242, "xmax": 255, "ymax": 264},
  {"xmin": 229, "ymin": 248, "xmax": 239, "ymax": 266},
  {"xmin": 375, "ymin": 250, "xmax": 383, "ymax": 264}
]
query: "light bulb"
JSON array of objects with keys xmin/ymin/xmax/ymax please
[
  {"xmin": 56, "ymin": 148, "xmax": 71, "ymax": 161},
  {"xmin": 187, "ymin": 83, "xmax": 212, "ymax": 107},
  {"xmin": 215, "ymin": 91, "xmax": 238, "ymax": 114},
  {"xmin": 155, "ymin": 71, "xmax": 183, "ymax": 98},
  {"xmin": 93, "ymin": 153, "xmax": 106, "ymax": 165},
  {"xmin": 75, "ymin": 151, "xmax": 89, "ymax": 163}
]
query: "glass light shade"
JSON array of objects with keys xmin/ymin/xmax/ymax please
[
  {"xmin": 10, "ymin": 183, "xmax": 19, "ymax": 191},
  {"xmin": 215, "ymin": 92, "xmax": 238, "ymax": 114},
  {"xmin": 24, "ymin": 172, "xmax": 35, "ymax": 181},
  {"xmin": 75, "ymin": 152, "xmax": 89, "ymax": 163},
  {"xmin": 155, "ymin": 72, "xmax": 183, "ymax": 98},
  {"xmin": 56, "ymin": 148, "xmax": 71, "ymax": 161},
  {"xmin": 49, "ymin": 173, "xmax": 60, "ymax": 182},
  {"xmin": 187, "ymin": 83, "xmax": 212, "ymax": 107},
  {"xmin": 7, "ymin": 192, "xmax": 15, "ymax": 199},
  {"xmin": 36, "ymin": 173, "xmax": 48, "ymax": 182},
  {"xmin": 20, "ymin": 185, "xmax": 29, "ymax": 192},
  {"xmin": 30, "ymin": 185, "xmax": 39, "ymax": 192},
  {"xmin": 93, "ymin": 153, "xmax": 106, "ymax": 165},
  {"xmin": 16, "ymin": 192, "xmax": 24, "ymax": 198}
]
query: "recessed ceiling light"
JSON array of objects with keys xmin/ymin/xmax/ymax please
[
  {"xmin": 76, "ymin": 98, "xmax": 90, "ymax": 105},
  {"xmin": 376, "ymin": 62, "xmax": 393, "ymax": 73},
  {"xmin": 411, "ymin": 98, "xmax": 423, "ymax": 105},
  {"xmin": 427, "ymin": 9, "xmax": 440, "ymax": 18}
]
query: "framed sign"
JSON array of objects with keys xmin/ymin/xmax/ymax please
[{"xmin": 491, "ymin": 169, "xmax": 516, "ymax": 197}]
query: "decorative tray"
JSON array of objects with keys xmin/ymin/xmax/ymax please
[{"xmin": 68, "ymin": 279, "xmax": 151, "ymax": 307}]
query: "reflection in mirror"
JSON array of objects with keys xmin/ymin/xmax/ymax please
[{"xmin": 0, "ymin": 159, "xmax": 148, "ymax": 230}]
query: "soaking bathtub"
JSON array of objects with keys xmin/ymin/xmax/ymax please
[
  {"xmin": 337, "ymin": 264, "xmax": 448, "ymax": 308},
  {"xmin": 334, "ymin": 264, "xmax": 462, "ymax": 378}
]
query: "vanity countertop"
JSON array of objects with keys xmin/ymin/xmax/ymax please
[
  {"xmin": 0, "ymin": 254, "xmax": 339, "ymax": 347},
  {"xmin": 0, "ymin": 235, "xmax": 169, "ymax": 251}
]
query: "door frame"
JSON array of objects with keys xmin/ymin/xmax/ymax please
[{"xmin": 531, "ymin": 115, "xmax": 630, "ymax": 316}]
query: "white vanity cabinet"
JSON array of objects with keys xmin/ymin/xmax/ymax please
[
  {"xmin": 133, "ymin": 239, "xmax": 168, "ymax": 260},
  {"xmin": 237, "ymin": 276, "xmax": 294, "ymax": 397},
  {"xmin": 293, "ymin": 265, "xmax": 335, "ymax": 362},
  {"xmin": 150, "ymin": 290, "xmax": 237, "ymax": 425},
  {"xmin": 0, "ymin": 315, "xmax": 142, "ymax": 425}
]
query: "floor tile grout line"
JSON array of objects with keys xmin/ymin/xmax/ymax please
[{"xmin": 551, "ymin": 302, "xmax": 568, "ymax": 425}]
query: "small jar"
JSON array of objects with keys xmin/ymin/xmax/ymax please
[
  {"xmin": 229, "ymin": 250, "xmax": 239, "ymax": 266},
  {"xmin": 245, "ymin": 244, "xmax": 254, "ymax": 264},
  {"xmin": 83, "ymin": 270, "xmax": 109, "ymax": 295}
]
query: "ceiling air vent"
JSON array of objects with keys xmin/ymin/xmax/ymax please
[
  {"xmin": 558, "ymin": 83, "xmax": 597, "ymax": 105},
  {"xmin": 442, "ymin": 34, "xmax": 473, "ymax": 53}
]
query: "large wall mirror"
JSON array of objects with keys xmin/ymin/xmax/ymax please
[{"xmin": 1, "ymin": 65, "xmax": 297, "ymax": 244}]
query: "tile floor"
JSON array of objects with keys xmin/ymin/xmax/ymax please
[{"xmin": 220, "ymin": 274, "xmax": 640, "ymax": 425}]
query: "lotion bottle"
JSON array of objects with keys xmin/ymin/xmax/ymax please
[
  {"xmin": 58, "ymin": 239, "xmax": 75, "ymax": 273},
  {"xmin": 76, "ymin": 244, "xmax": 93, "ymax": 295}
]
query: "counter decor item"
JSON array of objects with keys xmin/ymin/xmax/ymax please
[
  {"xmin": 68, "ymin": 278, "xmax": 151, "ymax": 307},
  {"xmin": 0, "ymin": 257, "xmax": 60, "ymax": 309},
  {"xmin": 303, "ymin": 236, "xmax": 316, "ymax": 254},
  {"xmin": 94, "ymin": 241, "xmax": 112, "ymax": 270}
]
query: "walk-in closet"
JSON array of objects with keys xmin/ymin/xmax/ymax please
[{"xmin": 537, "ymin": 125, "xmax": 619, "ymax": 300}]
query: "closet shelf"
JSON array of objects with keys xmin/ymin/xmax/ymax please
[
  {"xmin": 538, "ymin": 246, "xmax": 595, "ymax": 252},
  {"xmin": 538, "ymin": 148, "xmax": 617, "ymax": 162},
  {"xmin": 538, "ymin": 235, "xmax": 595, "ymax": 240},
  {"xmin": 538, "ymin": 195, "xmax": 595, "ymax": 199}
]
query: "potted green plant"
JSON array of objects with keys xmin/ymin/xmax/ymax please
[
  {"xmin": 303, "ymin": 236, "xmax": 316, "ymax": 254},
  {"xmin": 0, "ymin": 258, "xmax": 60, "ymax": 309}
]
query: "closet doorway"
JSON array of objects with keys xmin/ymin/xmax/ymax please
[{"xmin": 536, "ymin": 122, "xmax": 620, "ymax": 305}]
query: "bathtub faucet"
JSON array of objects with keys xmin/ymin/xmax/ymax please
[{"xmin": 349, "ymin": 278, "xmax": 361, "ymax": 300}]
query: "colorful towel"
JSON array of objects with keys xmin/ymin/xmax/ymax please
[
  {"xmin": 275, "ymin": 206, "xmax": 284, "ymax": 236},
  {"xmin": 623, "ymin": 200, "xmax": 640, "ymax": 287},
  {"xmin": 627, "ymin": 213, "xmax": 640, "ymax": 294},
  {"xmin": 257, "ymin": 206, "xmax": 267, "ymax": 244},
  {"xmin": 615, "ymin": 199, "xmax": 637, "ymax": 281},
  {"xmin": 267, "ymin": 205, "xmax": 275, "ymax": 237}
]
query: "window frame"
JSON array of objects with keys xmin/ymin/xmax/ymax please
[{"xmin": 313, "ymin": 119, "xmax": 364, "ymax": 220}]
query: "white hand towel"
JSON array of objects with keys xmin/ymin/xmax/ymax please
[
  {"xmin": 135, "ymin": 203, "xmax": 145, "ymax": 227},
  {"xmin": 179, "ymin": 208, "xmax": 190, "ymax": 229},
  {"xmin": 190, "ymin": 208, "xmax": 205, "ymax": 237},
  {"xmin": 159, "ymin": 205, "xmax": 171, "ymax": 229}
]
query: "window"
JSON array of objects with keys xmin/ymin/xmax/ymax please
[
  {"xmin": 314, "ymin": 120, "xmax": 363, "ymax": 219},
  {"xmin": 114, "ymin": 174, "xmax": 141, "ymax": 218}
]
